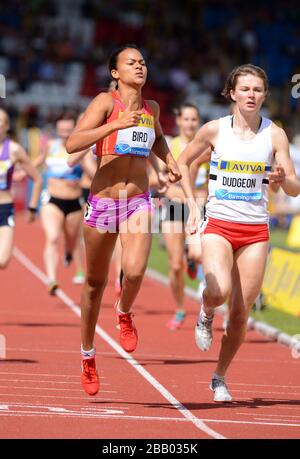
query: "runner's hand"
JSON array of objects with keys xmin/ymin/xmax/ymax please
[
  {"xmin": 268, "ymin": 164, "xmax": 286, "ymax": 184},
  {"xmin": 27, "ymin": 209, "xmax": 37, "ymax": 223},
  {"xmin": 118, "ymin": 99, "xmax": 143, "ymax": 129},
  {"xmin": 186, "ymin": 201, "xmax": 201, "ymax": 235},
  {"xmin": 166, "ymin": 158, "xmax": 181, "ymax": 183}
]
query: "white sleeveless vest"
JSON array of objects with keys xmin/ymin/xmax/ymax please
[{"xmin": 206, "ymin": 115, "xmax": 274, "ymax": 224}]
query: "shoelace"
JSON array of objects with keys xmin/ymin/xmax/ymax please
[
  {"xmin": 198, "ymin": 314, "xmax": 213, "ymax": 336},
  {"xmin": 198, "ymin": 313, "xmax": 213, "ymax": 325},
  {"xmin": 82, "ymin": 360, "xmax": 97, "ymax": 381},
  {"xmin": 119, "ymin": 314, "xmax": 135, "ymax": 336},
  {"xmin": 212, "ymin": 378, "xmax": 228, "ymax": 391}
]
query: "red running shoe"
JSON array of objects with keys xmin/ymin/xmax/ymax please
[
  {"xmin": 81, "ymin": 357, "xmax": 99, "ymax": 396},
  {"xmin": 118, "ymin": 312, "xmax": 138, "ymax": 353},
  {"xmin": 187, "ymin": 259, "xmax": 198, "ymax": 280}
]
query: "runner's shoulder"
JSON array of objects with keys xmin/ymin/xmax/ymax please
[
  {"xmin": 197, "ymin": 119, "xmax": 219, "ymax": 143},
  {"xmin": 145, "ymin": 99, "xmax": 159, "ymax": 117}
]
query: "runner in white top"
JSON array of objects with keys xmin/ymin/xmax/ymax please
[
  {"xmin": 207, "ymin": 114, "xmax": 273, "ymax": 223},
  {"xmin": 178, "ymin": 64, "xmax": 300, "ymax": 402}
]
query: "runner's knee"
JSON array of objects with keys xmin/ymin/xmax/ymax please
[
  {"xmin": 85, "ymin": 277, "xmax": 107, "ymax": 299},
  {"xmin": 123, "ymin": 265, "xmax": 145, "ymax": 284},
  {"xmin": 204, "ymin": 287, "xmax": 228, "ymax": 307},
  {"xmin": 47, "ymin": 235, "xmax": 60, "ymax": 246},
  {"xmin": 169, "ymin": 259, "xmax": 184, "ymax": 276}
]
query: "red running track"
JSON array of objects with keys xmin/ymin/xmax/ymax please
[{"xmin": 0, "ymin": 213, "xmax": 299, "ymax": 439}]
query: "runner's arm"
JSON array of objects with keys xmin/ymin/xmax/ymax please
[
  {"xmin": 149, "ymin": 100, "xmax": 181, "ymax": 183},
  {"xmin": 12, "ymin": 143, "xmax": 43, "ymax": 217},
  {"xmin": 177, "ymin": 121, "xmax": 215, "ymax": 204},
  {"xmin": 271, "ymin": 125, "xmax": 300, "ymax": 197},
  {"xmin": 81, "ymin": 152, "xmax": 97, "ymax": 180},
  {"xmin": 66, "ymin": 93, "xmax": 143, "ymax": 153},
  {"xmin": 67, "ymin": 148, "xmax": 93, "ymax": 167}
]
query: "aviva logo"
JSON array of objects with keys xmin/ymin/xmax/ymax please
[
  {"xmin": 119, "ymin": 112, "xmax": 154, "ymax": 128},
  {"xmin": 218, "ymin": 160, "xmax": 265, "ymax": 174}
]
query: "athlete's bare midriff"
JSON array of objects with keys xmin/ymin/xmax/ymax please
[
  {"xmin": 0, "ymin": 189, "xmax": 13, "ymax": 204},
  {"xmin": 90, "ymin": 154, "xmax": 149, "ymax": 199},
  {"xmin": 47, "ymin": 177, "xmax": 82, "ymax": 200}
]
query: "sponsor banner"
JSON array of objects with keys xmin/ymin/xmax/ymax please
[
  {"xmin": 287, "ymin": 215, "xmax": 300, "ymax": 248},
  {"xmin": 218, "ymin": 160, "xmax": 267, "ymax": 174},
  {"xmin": 262, "ymin": 247, "xmax": 300, "ymax": 316},
  {"xmin": 215, "ymin": 189, "xmax": 262, "ymax": 201}
]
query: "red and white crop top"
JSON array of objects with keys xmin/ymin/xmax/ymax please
[{"xmin": 95, "ymin": 91, "xmax": 156, "ymax": 158}]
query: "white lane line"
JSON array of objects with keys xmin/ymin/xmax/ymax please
[
  {"xmin": 0, "ymin": 385, "xmax": 116, "ymax": 393},
  {"xmin": 0, "ymin": 404, "xmax": 139, "ymax": 417},
  {"xmin": 196, "ymin": 381, "xmax": 300, "ymax": 389},
  {"xmin": 2, "ymin": 349, "xmax": 298, "ymax": 365},
  {"xmin": 217, "ymin": 389, "xmax": 300, "ymax": 396},
  {"xmin": 200, "ymin": 418, "xmax": 300, "ymax": 427},
  {"xmin": 259, "ymin": 417, "xmax": 300, "ymax": 423},
  {"xmin": 0, "ymin": 378, "xmax": 110, "ymax": 386},
  {"xmin": 4, "ymin": 393, "xmax": 299, "ymax": 417},
  {"xmin": 13, "ymin": 246, "xmax": 225, "ymax": 440},
  {"xmin": 4, "ymin": 348, "xmax": 85, "ymax": 354},
  {"xmin": 0, "ymin": 403, "xmax": 124, "ymax": 415},
  {"xmin": 253, "ymin": 418, "xmax": 300, "ymax": 426},
  {"xmin": 0, "ymin": 402, "xmax": 130, "ymax": 411},
  {"xmin": 0, "ymin": 311, "xmax": 78, "ymax": 317},
  {"xmin": 0, "ymin": 405, "xmax": 9, "ymax": 410},
  {"xmin": 0, "ymin": 412, "xmax": 189, "ymax": 421},
  {"xmin": 216, "ymin": 404, "xmax": 299, "ymax": 416},
  {"xmin": 0, "ymin": 392, "xmax": 124, "ymax": 401},
  {"xmin": 0, "ymin": 371, "xmax": 105, "ymax": 379},
  {"xmin": 237, "ymin": 412, "xmax": 300, "ymax": 419},
  {"xmin": 0, "ymin": 409, "xmax": 299, "ymax": 428}
]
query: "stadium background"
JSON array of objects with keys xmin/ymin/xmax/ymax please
[{"xmin": 1, "ymin": 0, "xmax": 300, "ymax": 323}]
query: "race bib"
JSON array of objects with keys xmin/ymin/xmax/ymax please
[
  {"xmin": 0, "ymin": 160, "xmax": 10, "ymax": 190},
  {"xmin": 115, "ymin": 113, "xmax": 155, "ymax": 157},
  {"xmin": 84, "ymin": 201, "xmax": 93, "ymax": 221},
  {"xmin": 214, "ymin": 160, "xmax": 268, "ymax": 202}
]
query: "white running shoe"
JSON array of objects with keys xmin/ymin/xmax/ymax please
[
  {"xmin": 210, "ymin": 378, "xmax": 232, "ymax": 402},
  {"xmin": 195, "ymin": 311, "xmax": 214, "ymax": 351},
  {"xmin": 196, "ymin": 280, "xmax": 206, "ymax": 301}
]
